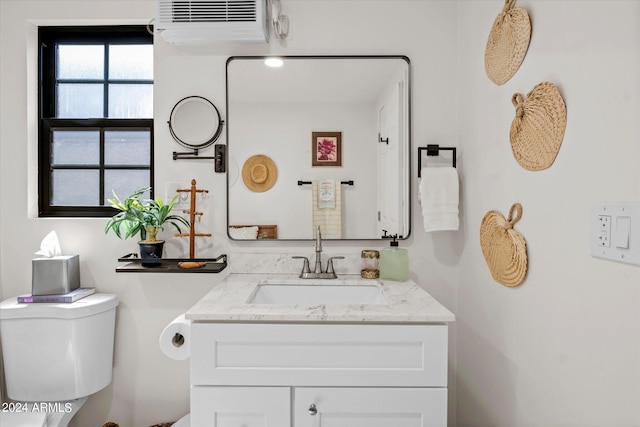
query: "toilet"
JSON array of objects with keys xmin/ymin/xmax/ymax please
[{"xmin": 0, "ymin": 293, "xmax": 118, "ymax": 427}]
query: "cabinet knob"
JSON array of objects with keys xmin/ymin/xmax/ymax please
[{"xmin": 308, "ymin": 403, "xmax": 318, "ymax": 416}]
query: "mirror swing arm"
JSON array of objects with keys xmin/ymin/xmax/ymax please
[
  {"xmin": 172, "ymin": 146, "xmax": 227, "ymax": 174},
  {"xmin": 169, "ymin": 95, "xmax": 226, "ymax": 173}
]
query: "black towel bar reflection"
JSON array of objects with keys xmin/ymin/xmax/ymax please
[
  {"xmin": 298, "ymin": 180, "xmax": 354, "ymax": 186},
  {"xmin": 418, "ymin": 145, "xmax": 457, "ymax": 178}
]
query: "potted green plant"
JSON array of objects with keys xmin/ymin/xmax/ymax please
[{"xmin": 105, "ymin": 187, "xmax": 190, "ymax": 267}]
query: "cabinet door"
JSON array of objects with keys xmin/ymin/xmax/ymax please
[
  {"xmin": 294, "ymin": 388, "xmax": 446, "ymax": 427},
  {"xmin": 191, "ymin": 386, "xmax": 290, "ymax": 427}
]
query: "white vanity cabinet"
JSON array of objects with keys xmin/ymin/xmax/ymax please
[{"xmin": 190, "ymin": 322, "xmax": 449, "ymax": 426}]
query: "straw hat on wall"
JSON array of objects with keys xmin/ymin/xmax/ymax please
[{"xmin": 242, "ymin": 154, "xmax": 278, "ymax": 192}]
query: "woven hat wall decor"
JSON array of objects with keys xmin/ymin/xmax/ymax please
[
  {"xmin": 242, "ymin": 154, "xmax": 278, "ymax": 192},
  {"xmin": 480, "ymin": 203, "xmax": 528, "ymax": 287},
  {"xmin": 485, "ymin": 0, "xmax": 532, "ymax": 85},
  {"xmin": 510, "ymin": 81, "xmax": 567, "ymax": 171}
]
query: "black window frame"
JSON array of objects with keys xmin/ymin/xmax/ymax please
[{"xmin": 38, "ymin": 25, "xmax": 154, "ymax": 218}]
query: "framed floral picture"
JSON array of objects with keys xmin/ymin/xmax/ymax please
[{"xmin": 312, "ymin": 131, "xmax": 342, "ymax": 167}]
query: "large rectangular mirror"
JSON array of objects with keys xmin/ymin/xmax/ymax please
[{"xmin": 226, "ymin": 56, "xmax": 410, "ymax": 240}]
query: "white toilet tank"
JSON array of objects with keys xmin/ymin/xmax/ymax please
[{"xmin": 0, "ymin": 293, "xmax": 118, "ymax": 402}]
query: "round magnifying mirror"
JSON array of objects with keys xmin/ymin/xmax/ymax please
[{"xmin": 169, "ymin": 96, "xmax": 223, "ymax": 149}]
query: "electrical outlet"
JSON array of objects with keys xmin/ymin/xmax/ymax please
[
  {"xmin": 597, "ymin": 215, "xmax": 611, "ymax": 247},
  {"xmin": 591, "ymin": 202, "xmax": 640, "ymax": 266}
]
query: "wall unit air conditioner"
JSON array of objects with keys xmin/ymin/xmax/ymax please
[{"xmin": 157, "ymin": 0, "xmax": 269, "ymax": 45}]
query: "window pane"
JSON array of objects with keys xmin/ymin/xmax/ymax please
[
  {"xmin": 57, "ymin": 83, "xmax": 103, "ymax": 118},
  {"xmin": 39, "ymin": 26, "xmax": 154, "ymax": 216},
  {"xmin": 108, "ymin": 84, "xmax": 152, "ymax": 118},
  {"xmin": 105, "ymin": 170, "xmax": 150, "ymax": 204},
  {"xmin": 57, "ymin": 45, "xmax": 104, "ymax": 79},
  {"xmin": 52, "ymin": 170, "xmax": 99, "ymax": 206},
  {"xmin": 109, "ymin": 45, "xmax": 153, "ymax": 80},
  {"xmin": 52, "ymin": 130, "xmax": 100, "ymax": 165},
  {"xmin": 105, "ymin": 130, "xmax": 150, "ymax": 165}
]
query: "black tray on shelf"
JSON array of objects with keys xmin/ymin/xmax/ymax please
[{"xmin": 116, "ymin": 253, "xmax": 227, "ymax": 273}]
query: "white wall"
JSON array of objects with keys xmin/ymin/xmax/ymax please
[
  {"xmin": 455, "ymin": 1, "xmax": 640, "ymax": 426},
  {"xmin": 0, "ymin": 1, "xmax": 459, "ymax": 426}
]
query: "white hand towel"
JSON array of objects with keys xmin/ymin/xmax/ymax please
[{"xmin": 419, "ymin": 167, "xmax": 459, "ymax": 232}]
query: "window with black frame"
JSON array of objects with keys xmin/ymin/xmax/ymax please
[{"xmin": 38, "ymin": 26, "xmax": 153, "ymax": 217}]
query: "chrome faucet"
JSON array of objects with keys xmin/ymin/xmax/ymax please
[
  {"xmin": 313, "ymin": 225, "xmax": 323, "ymax": 273},
  {"xmin": 292, "ymin": 226, "xmax": 344, "ymax": 279}
]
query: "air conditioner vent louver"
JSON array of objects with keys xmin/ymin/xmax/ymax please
[
  {"xmin": 163, "ymin": 0, "xmax": 257, "ymax": 23},
  {"xmin": 157, "ymin": 0, "xmax": 268, "ymax": 44}
]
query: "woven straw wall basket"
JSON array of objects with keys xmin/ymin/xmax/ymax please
[
  {"xmin": 510, "ymin": 81, "xmax": 567, "ymax": 171},
  {"xmin": 480, "ymin": 203, "xmax": 528, "ymax": 287},
  {"xmin": 485, "ymin": 0, "xmax": 531, "ymax": 85}
]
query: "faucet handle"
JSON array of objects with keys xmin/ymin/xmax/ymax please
[
  {"xmin": 292, "ymin": 256, "xmax": 311, "ymax": 276},
  {"xmin": 326, "ymin": 256, "xmax": 345, "ymax": 275}
]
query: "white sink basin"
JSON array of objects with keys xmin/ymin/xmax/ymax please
[{"xmin": 248, "ymin": 284, "xmax": 388, "ymax": 305}]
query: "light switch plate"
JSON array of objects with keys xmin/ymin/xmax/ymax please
[{"xmin": 591, "ymin": 202, "xmax": 640, "ymax": 266}]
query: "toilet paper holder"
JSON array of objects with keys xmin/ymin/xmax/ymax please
[
  {"xmin": 160, "ymin": 314, "xmax": 191, "ymax": 360},
  {"xmin": 172, "ymin": 333, "xmax": 185, "ymax": 347}
]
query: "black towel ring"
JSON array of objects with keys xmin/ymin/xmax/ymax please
[{"xmin": 418, "ymin": 144, "xmax": 457, "ymax": 177}]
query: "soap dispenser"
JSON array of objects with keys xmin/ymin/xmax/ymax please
[{"xmin": 379, "ymin": 233, "xmax": 409, "ymax": 282}]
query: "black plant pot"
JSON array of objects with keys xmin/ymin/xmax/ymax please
[{"xmin": 138, "ymin": 241, "xmax": 165, "ymax": 267}]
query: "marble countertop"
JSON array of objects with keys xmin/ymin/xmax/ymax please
[{"xmin": 186, "ymin": 274, "xmax": 455, "ymax": 323}]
